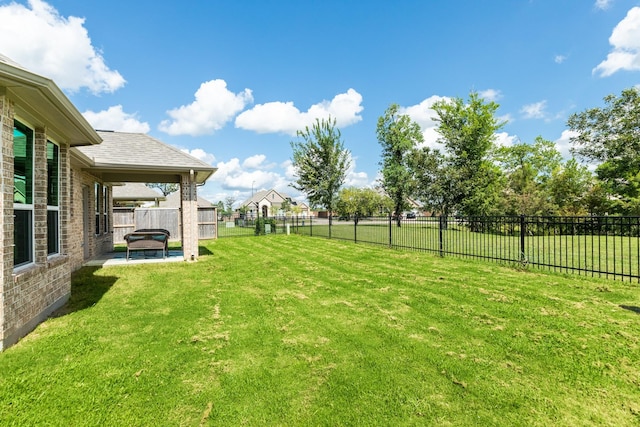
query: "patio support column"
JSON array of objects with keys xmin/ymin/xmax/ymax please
[{"xmin": 180, "ymin": 172, "xmax": 198, "ymax": 261}]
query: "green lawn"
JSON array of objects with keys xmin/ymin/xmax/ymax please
[
  {"xmin": 299, "ymin": 220, "xmax": 640, "ymax": 280},
  {"xmin": 1, "ymin": 235, "xmax": 639, "ymax": 426}
]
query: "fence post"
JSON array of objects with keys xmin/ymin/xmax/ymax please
[
  {"xmin": 520, "ymin": 214, "xmax": 526, "ymax": 263},
  {"xmin": 354, "ymin": 216, "xmax": 358, "ymax": 243},
  {"xmin": 310, "ymin": 215, "xmax": 313, "ymax": 237},
  {"xmin": 388, "ymin": 213, "xmax": 392, "ymax": 247},
  {"xmin": 439, "ymin": 215, "xmax": 445, "ymax": 257}
]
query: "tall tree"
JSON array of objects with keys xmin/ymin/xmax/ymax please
[
  {"xmin": 291, "ymin": 118, "xmax": 351, "ymax": 223},
  {"xmin": 146, "ymin": 183, "xmax": 179, "ymax": 196},
  {"xmin": 494, "ymin": 137, "xmax": 562, "ymax": 215},
  {"xmin": 409, "ymin": 147, "xmax": 452, "ymax": 215},
  {"xmin": 568, "ymin": 87, "xmax": 640, "ymax": 214},
  {"xmin": 427, "ymin": 91, "xmax": 506, "ymax": 217},
  {"xmin": 376, "ymin": 104, "xmax": 424, "ymax": 226},
  {"xmin": 336, "ymin": 187, "xmax": 392, "ymax": 223},
  {"xmin": 547, "ymin": 158, "xmax": 593, "ymax": 216},
  {"xmin": 224, "ymin": 196, "xmax": 236, "ymax": 216}
]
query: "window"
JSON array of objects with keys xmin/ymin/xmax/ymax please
[
  {"xmin": 103, "ymin": 185, "xmax": 109, "ymax": 234},
  {"xmin": 14, "ymin": 121, "xmax": 34, "ymax": 267},
  {"xmin": 94, "ymin": 182, "xmax": 101, "ymax": 235},
  {"xmin": 47, "ymin": 141, "xmax": 60, "ymax": 255}
]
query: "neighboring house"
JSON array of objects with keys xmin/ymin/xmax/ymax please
[
  {"xmin": 112, "ymin": 182, "xmax": 165, "ymax": 207},
  {"xmin": 240, "ymin": 189, "xmax": 310, "ymax": 218},
  {"xmin": 374, "ymin": 186, "xmax": 426, "ymax": 216},
  {"xmin": 159, "ymin": 191, "xmax": 213, "ymax": 208},
  {"xmin": 0, "ymin": 55, "xmax": 216, "ymax": 350}
]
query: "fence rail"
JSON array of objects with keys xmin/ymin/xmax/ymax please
[{"xmin": 226, "ymin": 214, "xmax": 640, "ymax": 283}]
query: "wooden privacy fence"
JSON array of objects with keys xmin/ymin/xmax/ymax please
[{"xmin": 113, "ymin": 207, "xmax": 216, "ymax": 243}]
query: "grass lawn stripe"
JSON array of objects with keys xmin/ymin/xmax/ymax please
[{"xmin": 0, "ymin": 234, "xmax": 638, "ymax": 426}]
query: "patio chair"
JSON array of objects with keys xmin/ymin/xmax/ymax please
[{"xmin": 124, "ymin": 229, "xmax": 170, "ymax": 260}]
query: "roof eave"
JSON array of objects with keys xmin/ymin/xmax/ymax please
[{"xmin": 0, "ymin": 61, "xmax": 101, "ymax": 146}]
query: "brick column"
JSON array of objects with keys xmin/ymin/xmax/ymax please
[
  {"xmin": 180, "ymin": 173, "xmax": 198, "ymax": 261},
  {"xmin": 0, "ymin": 91, "xmax": 13, "ymax": 347},
  {"xmin": 33, "ymin": 128, "xmax": 47, "ymax": 265}
]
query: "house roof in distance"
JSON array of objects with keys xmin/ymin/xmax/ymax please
[
  {"xmin": 159, "ymin": 191, "xmax": 213, "ymax": 208},
  {"xmin": 72, "ymin": 131, "xmax": 217, "ymax": 184},
  {"xmin": 112, "ymin": 183, "xmax": 165, "ymax": 202}
]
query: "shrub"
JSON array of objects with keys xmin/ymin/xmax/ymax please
[{"xmin": 255, "ymin": 218, "xmax": 277, "ymax": 235}]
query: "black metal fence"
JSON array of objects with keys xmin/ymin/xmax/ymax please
[
  {"xmin": 217, "ymin": 216, "xmax": 309, "ymax": 238},
  {"xmin": 291, "ymin": 215, "xmax": 640, "ymax": 283},
  {"xmin": 216, "ymin": 214, "xmax": 640, "ymax": 282}
]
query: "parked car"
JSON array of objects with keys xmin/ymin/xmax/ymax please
[{"xmin": 406, "ymin": 212, "xmax": 416, "ymax": 219}]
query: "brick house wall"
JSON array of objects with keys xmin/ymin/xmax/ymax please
[
  {"xmin": 0, "ymin": 89, "xmax": 114, "ymax": 350},
  {"xmin": 67, "ymin": 166, "xmax": 113, "ymax": 272},
  {"xmin": 1, "ymin": 93, "xmax": 72, "ymax": 350}
]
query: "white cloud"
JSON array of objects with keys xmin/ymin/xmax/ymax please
[
  {"xmin": 0, "ymin": 0, "xmax": 125, "ymax": 94},
  {"xmin": 343, "ymin": 155, "xmax": 370, "ymax": 188},
  {"xmin": 520, "ymin": 101, "xmax": 547, "ymax": 119},
  {"xmin": 282, "ymin": 159, "xmax": 298, "ymax": 181},
  {"xmin": 181, "ymin": 148, "xmax": 216, "ymax": 165},
  {"xmin": 82, "ymin": 105, "xmax": 150, "ymax": 133},
  {"xmin": 593, "ymin": 7, "xmax": 640, "ymax": 77},
  {"xmin": 159, "ymin": 79, "xmax": 253, "ymax": 136},
  {"xmin": 555, "ymin": 129, "xmax": 579, "ymax": 160},
  {"xmin": 554, "ymin": 54, "xmax": 567, "ymax": 64},
  {"xmin": 211, "ymin": 157, "xmax": 286, "ymax": 193},
  {"xmin": 478, "ymin": 89, "xmax": 502, "ymax": 101},
  {"xmin": 595, "ymin": 0, "xmax": 613, "ymax": 10},
  {"xmin": 494, "ymin": 132, "xmax": 517, "ymax": 148},
  {"xmin": 235, "ymin": 88, "xmax": 363, "ymax": 135},
  {"xmin": 399, "ymin": 95, "xmax": 449, "ymax": 149},
  {"xmin": 243, "ymin": 154, "xmax": 267, "ymax": 169}
]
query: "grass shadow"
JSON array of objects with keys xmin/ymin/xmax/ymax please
[
  {"xmin": 52, "ymin": 267, "xmax": 118, "ymax": 317},
  {"xmin": 199, "ymin": 245, "xmax": 214, "ymax": 256},
  {"xmin": 620, "ymin": 305, "xmax": 640, "ymax": 315}
]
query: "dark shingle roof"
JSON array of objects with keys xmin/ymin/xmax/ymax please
[{"xmin": 73, "ymin": 131, "xmax": 216, "ymax": 183}]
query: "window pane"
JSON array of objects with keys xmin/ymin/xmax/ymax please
[
  {"xmin": 14, "ymin": 123, "xmax": 33, "ymax": 205},
  {"xmin": 95, "ymin": 183, "xmax": 100, "ymax": 235},
  {"xmin": 103, "ymin": 186, "xmax": 109, "ymax": 233},
  {"xmin": 14, "ymin": 210, "xmax": 33, "ymax": 266},
  {"xmin": 47, "ymin": 141, "xmax": 59, "ymax": 206},
  {"xmin": 47, "ymin": 210, "xmax": 59, "ymax": 255}
]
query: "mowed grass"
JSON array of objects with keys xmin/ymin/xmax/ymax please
[
  {"xmin": 1, "ymin": 235, "xmax": 639, "ymax": 426},
  {"xmin": 302, "ymin": 221, "xmax": 640, "ymax": 280}
]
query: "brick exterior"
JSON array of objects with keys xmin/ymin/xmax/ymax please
[
  {"xmin": 0, "ymin": 92, "xmax": 113, "ymax": 350},
  {"xmin": 181, "ymin": 173, "xmax": 199, "ymax": 261},
  {"xmin": 66, "ymin": 168, "xmax": 113, "ymax": 271}
]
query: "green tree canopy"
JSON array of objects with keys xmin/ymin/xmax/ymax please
[
  {"xmin": 547, "ymin": 158, "xmax": 593, "ymax": 216},
  {"xmin": 336, "ymin": 187, "xmax": 392, "ymax": 222},
  {"xmin": 494, "ymin": 137, "xmax": 562, "ymax": 215},
  {"xmin": 376, "ymin": 104, "xmax": 424, "ymax": 226},
  {"xmin": 291, "ymin": 118, "xmax": 351, "ymax": 220},
  {"xmin": 414, "ymin": 92, "xmax": 506, "ymax": 217},
  {"xmin": 568, "ymin": 87, "xmax": 640, "ymax": 214}
]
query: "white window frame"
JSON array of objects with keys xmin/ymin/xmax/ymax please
[
  {"xmin": 103, "ymin": 185, "xmax": 109, "ymax": 235},
  {"xmin": 94, "ymin": 182, "xmax": 101, "ymax": 236},
  {"xmin": 47, "ymin": 139, "xmax": 60, "ymax": 257},
  {"xmin": 13, "ymin": 119, "xmax": 35, "ymax": 269}
]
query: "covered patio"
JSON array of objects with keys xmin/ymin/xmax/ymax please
[{"xmin": 72, "ymin": 130, "xmax": 217, "ymax": 263}]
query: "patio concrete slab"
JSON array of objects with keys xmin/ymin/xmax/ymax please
[{"xmin": 83, "ymin": 250, "xmax": 184, "ymax": 267}]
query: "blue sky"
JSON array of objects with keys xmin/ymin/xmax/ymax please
[{"xmin": 1, "ymin": 0, "xmax": 640, "ymax": 206}]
